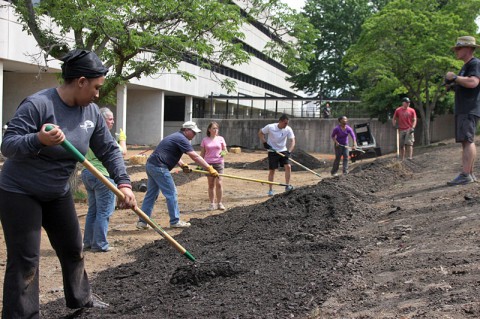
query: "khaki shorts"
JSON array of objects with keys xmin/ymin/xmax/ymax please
[
  {"xmin": 209, "ymin": 162, "xmax": 224, "ymax": 174},
  {"xmin": 399, "ymin": 129, "xmax": 414, "ymax": 146}
]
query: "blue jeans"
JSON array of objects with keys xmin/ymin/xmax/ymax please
[
  {"xmin": 141, "ymin": 162, "xmax": 180, "ymax": 225},
  {"xmin": 331, "ymin": 145, "xmax": 349, "ymax": 175},
  {"xmin": 81, "ymin": 169, "xmax": 116, "ymax": 251}
]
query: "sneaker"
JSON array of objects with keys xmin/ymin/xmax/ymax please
[
  {"xmin": 84, "ymin": 294, "xmax": 109, "ymax": 309},
  {"xmin": 285, "ymin": 185, "xmax": 294, "ymax": 192},
  {"xmin": 447, "ymin": 173, "xmax": 473, "ymax": 186},
  {"xmin": 209, "ymin": 203, "xmax": 218, "ymax": 211},
  {"xmin": 331, "ymin": 173, "xmax": 339, "ymax": 177},
  {"xmin": 267, "ymin": 190, "xmax": 274, "ymax": 196},
  {"xmin": 136, "ymin": 221, "xmax": 149, "ymax": 230},
  {"xmin": 82, "ymin": 245, "xmax": 91, "ymax": 252},
  {"xmin": 218, "ymin": 203, "xmax": 226, "ymax": 210},
  {"xmin": 171, "ymin": 220, "xmax": 191, "ymax": 228},
  {"xmin": 91, "ymin": 246, "xmax": 114, "ymax": 253},
  {"xmin": 471, "ymin": 173, "xmax": 477, "ymax": 182}
]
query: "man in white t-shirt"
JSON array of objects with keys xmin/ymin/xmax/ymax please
[{"xmin": 258, "ymin": 114, "xmax": 296, "ymax": 196}]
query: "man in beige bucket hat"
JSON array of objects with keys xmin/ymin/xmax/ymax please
[{"xmin": 445, "ymin": 36, "xmax": 480, "ymax": 185}]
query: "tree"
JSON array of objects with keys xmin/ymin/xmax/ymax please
[
  {"xmin": 289, "ymin": 0, "xmax": 389, "ymax": 98},
  {"xmin": 11, "ymin": 0, "xmax": 316, "ymax": 102},
  {"xmin": 344, "ymin": 0, "xmax": 480, "ymax": 145}
]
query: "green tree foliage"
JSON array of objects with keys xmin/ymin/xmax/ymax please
[
  {"xmin": 11, "ymin": 0, "xmax": 316, "ymax": 102},
  {"xmin": 289, "ymin": 0, "xmax": 389, "ymax": 98},
  {"xmin": 345, "ymin": 0, "xmax": 480, "ymax": 145}
]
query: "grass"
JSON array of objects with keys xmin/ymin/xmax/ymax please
[{"xmin": 73, "ymin": 190, "xmax": 87, "ymax": 203}]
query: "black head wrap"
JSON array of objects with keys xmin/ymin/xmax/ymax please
[{"xmin": 60, "ymin": 49, "xmax": 109, "ymax": 79}]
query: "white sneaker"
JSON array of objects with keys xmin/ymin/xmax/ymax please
[
  {"xmin": 171, "ymin": 220, "xmax": 191, "ymax": 228},
  {"xmin": 218, "ymin": 203, "xmax": 226, "ymax": 210},
  {"xmin": 209, "ymin": 203, "xmax": 218, "ymax": 211},
  {"xmin": 136, "ymin": 221, "xmax": 149, "ymax": 230}
]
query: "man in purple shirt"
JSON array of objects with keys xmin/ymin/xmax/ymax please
[{"xmin": 331, "ymin": 116, "xmax": 357, "ymax": 176}]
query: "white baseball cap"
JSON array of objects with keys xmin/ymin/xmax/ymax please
[{"xmin": 182, "ymin": 121, "xmax": 201, "ymax": 133}]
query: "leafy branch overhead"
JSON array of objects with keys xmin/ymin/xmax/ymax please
[{"xmin": 11, "ymin": 0, "xmax": 317, "ymax": 100}]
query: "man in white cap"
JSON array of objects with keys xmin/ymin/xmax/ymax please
[
  {"xmin": 445, "ymin": 36, "xmax": 480, "ymax": 185},
  {"xmin": 137, "ymin": 121, "xmax": 219, "ymax": 229}
]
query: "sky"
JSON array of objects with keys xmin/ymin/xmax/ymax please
[{"xmin": 282, "ymin": 0, "xmax": 305, "ymax": 12}]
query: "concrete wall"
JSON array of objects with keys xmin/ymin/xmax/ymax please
[
  {"xmin": 3, "ymin": 73, "xmax": 58, "ymax": 121},
  {"xmin": 192, "ymin": 115, "xmax": 456, "ymax": 154}
]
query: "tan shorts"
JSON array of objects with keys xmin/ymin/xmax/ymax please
[{"xmin": 399, "ymin": 129, "xmax": 414, "ymax": 146}]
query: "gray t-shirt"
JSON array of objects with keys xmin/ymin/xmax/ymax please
[
  {"xmin": 0, "ymin": 88, "xmax": 130, "ymax": 200},
  {"xmin": 148, "ymin": 131, "xmax": 194, "ymax": 170}
]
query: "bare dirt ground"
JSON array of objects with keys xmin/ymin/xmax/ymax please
[{"xmin": 2, "ymin": 141, "xmax": 480, "ymax": 318}]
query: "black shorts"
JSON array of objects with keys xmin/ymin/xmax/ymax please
[
  {"xmin": 268, "ymin": 151, "xmax": 290, "ymax": 170},
  {"xmin": 455, "ymin": 114, "xmax": 479, "ymax": 143}
]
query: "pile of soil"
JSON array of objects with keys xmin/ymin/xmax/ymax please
[
  {"xmin": 41, "ymin": 156, "xmax": 415, "ymax": 318},
  {"xmin": 39, "ymin": 141, "xmax": 480, "ymax": 318},
  {"xmin": 227, "ymin": 149, "xmax": 328, "ymax": 171}
]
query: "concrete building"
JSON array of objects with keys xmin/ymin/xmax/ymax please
[{"xmin": 0, "ymin": 0, "xmax": 303, "ymax": 146}]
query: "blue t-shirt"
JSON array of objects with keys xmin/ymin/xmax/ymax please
[
  {"xmin": 0, "ymin": 88, "xmax": 129, "ymax": 200},
  {"xmin": 455, "ymin": 57, "xmax": 480, "ymax": 116},
  {"xmin": 148, "ymin": 131, "xmax": 194, "ymax": 170}
]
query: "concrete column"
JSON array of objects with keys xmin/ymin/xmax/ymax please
[
  {"xmin": 116, "ymin": 84, "xmax": 127, "ymax": 133},
  {"xmin": 0, "ymin": 61, "xmax": 4, "ymax": 145},
  {"xmin": 185, "ymin": 96, "xmax": 193, "ymax": 122},
  {"xmin": 159, "ymin": 91, "xmax": 165, "ymax": 140}
]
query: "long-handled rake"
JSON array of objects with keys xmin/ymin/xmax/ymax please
[
  {"xmin": 339, "ymin": 144, "xmax": 366, "ymax": 153},
  {"xmin": 191, "ymin": 169, "xmax": 293, "ymax": 188},
  {"xmin": 274, "ymin": 151, "xmax": 322, "ymax": 178},
  {"xmin": 46, "ymin": 126, "xmax": 195, "ymax": 262}
]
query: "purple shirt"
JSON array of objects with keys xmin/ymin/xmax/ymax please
[{"xmin": 331, "ymin": 125, "xmax": 356, "ymax": 146}]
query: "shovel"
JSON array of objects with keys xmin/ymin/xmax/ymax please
[
  {"xmin": 396, "ymin": 128, "xmax": 400, "ymax": 160},
  {"xmin": 46, "ymin": 125, "xmax": 196, "ymax": 262},
  {"xmin": 191, "ymin": 169, "xmax": 292, "ymax": 188},
  {"xmin": 274, "ymin": 150, "xmax": 322, "ymax": 178}
]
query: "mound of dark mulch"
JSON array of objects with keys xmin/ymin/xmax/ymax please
[{"xmin": 42, "ymin": 157, "xmax": 415, "ymax": 318}]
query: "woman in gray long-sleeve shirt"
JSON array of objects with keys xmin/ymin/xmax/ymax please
[{"xmin": 0, "ymin": 49, "xmax": 137, "ymax": 318}]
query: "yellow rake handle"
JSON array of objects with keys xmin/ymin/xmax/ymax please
[{"xmin": 191, "ymin": 169, "xmax": 291, "ymax": 187}]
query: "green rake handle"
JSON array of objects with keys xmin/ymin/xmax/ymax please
[{"xmin": 45, "ymin": 125, "xmax": 195, "ymax": 262}]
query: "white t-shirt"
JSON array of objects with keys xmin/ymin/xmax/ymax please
[{"xmin": 261, "ymin": 123, "xmax": 295, "ymax": 152}]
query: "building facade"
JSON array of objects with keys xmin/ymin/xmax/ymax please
[{"xmin": 0, "ymin": 0, "xmax": 302, "ymax": 146}]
